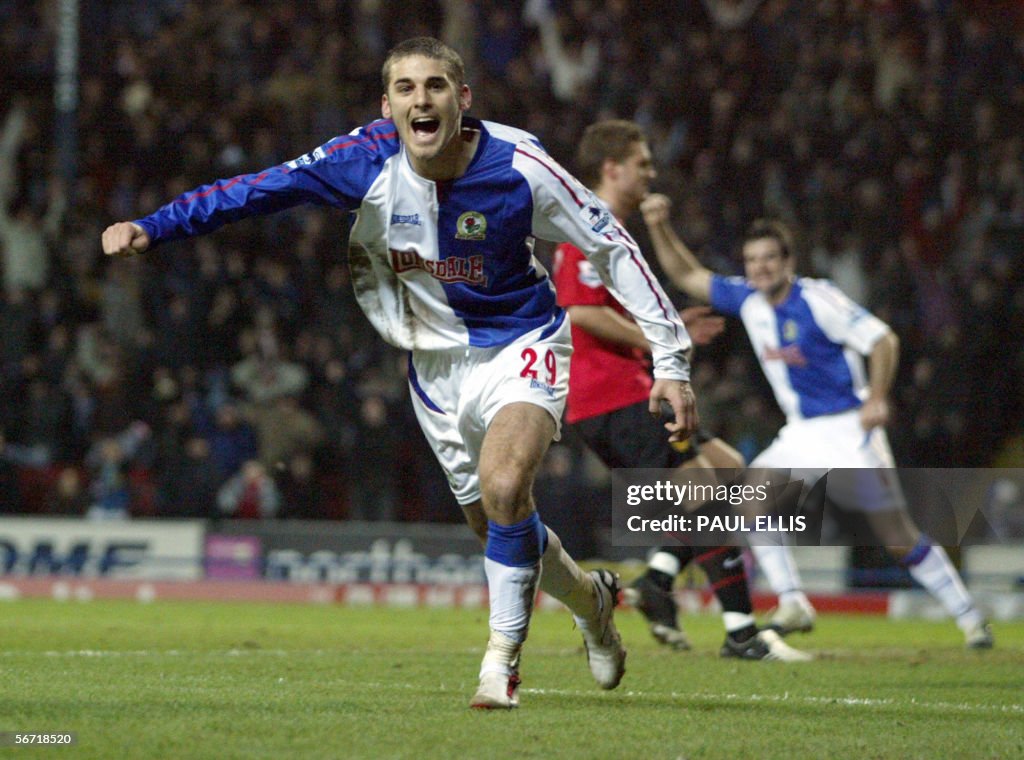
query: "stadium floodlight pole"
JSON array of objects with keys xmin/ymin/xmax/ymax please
[{"xmin": 54, "ymin": 0, "xmax": 79, "ymax": 186}]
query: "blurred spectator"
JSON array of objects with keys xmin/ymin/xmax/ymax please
[
  {"xmin": 195, "ymin": 400, "xmax": 259, "ymax": 482},
  {"xmin": 43, "ymin": 467, "xmax": 90, "ymax": 516},
  {"xmin": 241, "ymin": 396, "xmax": 325, "ymax": 473},
  {"xmin": 152, "ymin": 293, "xmax": 201, "ymax": 370},
  {"xmin": 0, "ymin": 104, "xmax": 66, "ymax": 294},
  {"xmin": 314, "ymin": 263, "xmax": 361, "ymax": 344},
  {"xmin": 478, "ymin": 4, "xmax": 524, "ymax": 79},
  {"xmin": 701, "ymin": 0, "xmax": 763, "ymax": 31},
  {"xmin": 0, "ymin": 429, "xmax": 22, "ymax": 513},
  {"xmin": 986, "ymin": 478, "xmax": 1024, "ymax": 540},
  {"xmin": 100, "ymin": 258, "xmax": 150, "ymax": 350},
  {"xmin": 0, "ymin": 289, "xmax": 34, "ymax": 372},
  {"xmin": 159, "ymin": 436, "xmax": 223, "ymax": 519},
  {"xmin": 217, "ymin": 459, "xmax": 281, "ymax": 519},
  {"xmin": 349, "ymin": 394, "xmax": 398, "ymax": 521},
  {"xmin": 199, "ymin": 285, "xmax": 246, "ymax": 368},
  {"xmin": 84, "ymin": 421, "xmax": 151, "ymax": 520},
  {"xmin": 17, "ymin": 375, "xmax": 73, "ymax": 464},
  {"xmin": 524, "ymin": 0, "xmax": 600, "ymax": 103},
  {"xmin": 231, "ymin": 328, "xmax": 309, "ymax": 405},
  {"xmin": 279, "ymin": 452, "xmax": 325, "ymax": 519}
]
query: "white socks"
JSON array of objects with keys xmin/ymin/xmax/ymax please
[
  {"xmin": 905, "ymin": 544, "xmax": 984, "ymax": 630},
  {"xmin": 536, "ymin": 527, "xmax": 599, "ymax": 620},
  {"xmin": 648, "ymin": 550, "xmax": 682, "ymax": 578},
  {"xmin": 751, "ymin": 543, "xmax": 805, "ymax": 596},
  {"xmin": 484, "ymin": 558, "xmax": 540, "ymax": 645},
  {"xmin": 723, "ymin": 611, "xmax": 757, "ymax": 633}
]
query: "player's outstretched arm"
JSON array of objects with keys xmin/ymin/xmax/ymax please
[
  {"xmin": 101, "ymin": 221, "xmax": 151, "ymax": 257},
  {"xmin": 649, "ymin": 378, "xmax": 699, "ymax": 442},
  {"xmin": 640, "ymin": 194, "xmax": 713, "ymax": 303}
]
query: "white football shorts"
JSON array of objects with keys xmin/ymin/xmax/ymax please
[
  {"xmin": 751, "ymin": 408, "xmax": 906, "ymax": 512},
  {"xmin": 407, "ymin": 315, "xmax": 572, "ymax": 505}
]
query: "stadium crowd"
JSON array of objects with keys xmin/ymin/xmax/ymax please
[{"xmin": 0, "ymin": 0, "xmax": 1022, "ymax": 527}]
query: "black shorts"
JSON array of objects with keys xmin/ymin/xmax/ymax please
[{"xmin": 570, "ymin": 400, "xmax": 713, "ymax": 470}]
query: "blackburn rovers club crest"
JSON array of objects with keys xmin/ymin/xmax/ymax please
[
  {"xmin": 783, "ymin": 319, "xmax": 799, "ymax": 342},
  {"xmin": 455, "ymin": 211, "xmax": 487, "ymax": 240}
]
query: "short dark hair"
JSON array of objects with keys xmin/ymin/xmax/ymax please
[
  {"xmin": 382, "ymin": 37, "xmax": 465, "ymax": 91},
  {"xmin": 575, "ymin": 120, "xmax": 647, "ymax": 189},
  {"xmin": 743, "ymin": 218, "xmax": 796, "ymax": 260}
]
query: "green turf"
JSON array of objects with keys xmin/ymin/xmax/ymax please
[{"xmin": 1, "ymin": 599, "xmax": 1022, "ymax": 759}]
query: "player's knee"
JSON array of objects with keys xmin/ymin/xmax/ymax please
[{"xmin": 480, "ymin": 468, "xmax": 532, "ymax": 517}]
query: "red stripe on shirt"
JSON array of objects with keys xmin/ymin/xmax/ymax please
[
  {"xmin": 516, "ymin": 146, "xmax": 680, "ymax": 341},
  {"xmin": 172, "ymin": 171, "xmax": 274, "ymax": 205},
  {"xmin": 171, "ymin": 127, "xmax": 399, "ymax": 206},
  {"xmin": 513, "ymin": 147, "xmax": 585, "ymax": 208},
  {"xmin": 326, "ymin": 129, "xmax": 398, "ymax": 155},
  {"xmin": 604, "ymin": 222, "xmax": 680, "ymax": 339}
]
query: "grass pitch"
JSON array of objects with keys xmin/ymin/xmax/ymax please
[{"xmin": 1, "ymin": 599, "xmax": 1022, "ymax": 759}]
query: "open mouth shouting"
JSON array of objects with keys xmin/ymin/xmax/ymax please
[{"xmin": 411, "ymin": 116, "xmax": 442, "ymax": 143}]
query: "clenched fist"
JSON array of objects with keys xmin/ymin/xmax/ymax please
[
  {"xmin": 101, "ymin": 222, "xmax": 151, "ymax": 257},
  {"xmin": 640, "ymin": 193, "xmax": 671, "ymax": 227}
]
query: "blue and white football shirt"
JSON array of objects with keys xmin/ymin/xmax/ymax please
[
  {"xmin": 137, "ymin": 117, "xmax": 690, "ymax": 380},
  {"xmin": 710, "ymin": 275, "xmax": 890, "ymax": 422}
]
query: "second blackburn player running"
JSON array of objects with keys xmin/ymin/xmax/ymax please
[
  {"xmin": 553, "ymin": 120, "xmax": 810, "ymax": 661},
  {"xmin": 640, "ymin": 197, "xmax": 816, "ymax": 637},
  {"xmin": 102, "ymin": 38, "xmax": 701, "ymax": 709},
  {"xmin": 647, "ymin": 211, "xmax": 993, "ymax": 650}
]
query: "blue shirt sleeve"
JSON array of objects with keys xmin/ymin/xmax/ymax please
[
  {"xmin": 135, "ymin": 121, "xmax": 398, "ymax": 246},
  {"xmin": 709, "ymin": 274, "xmax": 754, "ymax": 317}
]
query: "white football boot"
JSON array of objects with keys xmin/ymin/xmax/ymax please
[
  {"xmin": 963, "ymin": 619, "xmax": 994, "ymax": 650},
  {"xmin": 769, "ymin": 595, "xmax": 817, "ymax": 635},
  {"xmin": 574, "ymin": 569, "xmax": 627, "ymax": 690}
]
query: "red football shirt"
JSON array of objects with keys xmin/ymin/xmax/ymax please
[{"xmin": 552, "ymin": 242, "xmax": 652, "ymax": 423}]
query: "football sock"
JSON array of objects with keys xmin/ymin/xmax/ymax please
[
  {"xmin": 645, "ymin": 567, "xmax": 675, "ymax": 593},
  {"xmin": 697, "ymin": 546, "xmax": 754, "ymax": 610},
  {"xmin": 537, "ymin": 526, "xmax": 598, "ymax": 620},
  {"xmin": 484, "ymin": 514, "xmax": 545, "ymax": 644},
  {"xmin": 696, "ymin": 546, "xmax": 757, "ymax": 639},
  {"xmin": 647, "ymin": 547, "xmax": 695, "ymax": 591},
  {"xmin": 478, "ymin": 629, "xmax": 521, "ymax": 678},
  {"xmin": 899, "ymin": 537, "xmax": 984, "ymax": 630},
  {"xmin": 723, "ymin": 613, "xmax": 758, "ymax": 642},
  {"xmin": 750, "ymin": 543, "xmax": 806, "ymax": 597}
]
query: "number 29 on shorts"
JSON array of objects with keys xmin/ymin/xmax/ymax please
[{"xmin": 520, "ymin": 347, "xmax": 556, "ymax": 386}]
